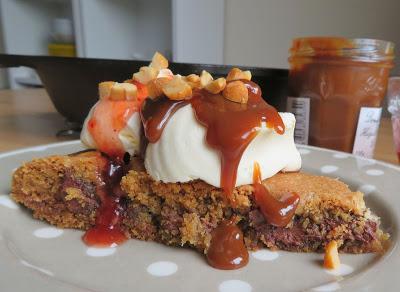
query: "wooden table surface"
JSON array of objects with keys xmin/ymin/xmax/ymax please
[{"xmin": 0, "ymin": 88, "xmax": 398, "ymax": 165}]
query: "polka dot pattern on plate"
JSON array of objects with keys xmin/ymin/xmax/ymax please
[
  {"xmin": 251, "ymin": 249, "xmax": 279, "ymax": 261},
  {"xmin": 324, "ymin": 264, "xmax": 354, "ymax": 276},
  {"xmin": 312, "ymin": 282, "xmax": 340, "ymax": 291},
  {"xmin": 332, "ymin": 153, "xmax": 349, "ymax": 159},
  {"xmin": 147, "ymin": 261, "xmax": 178, "ymax": 277},
  {"xmin": 0, "ymin": 195, "xmax": 19, "ymax": 209},
  {"xmin": 33, "ymin": 227, "xmax": 64, "ymax": 239},
  {"xmin": 358, "ymin": 184, "xmax": 376, "ymax": 195},
  {"xmin": 219, "ymin": 280, "xmax": 252, "ymax": 292},
  {"xmin": 365, "ymin": 169, "xmax": 384, "ymax": 176},
  {"xmin": 86, "ymin": 247, "xmax": 116, "ymax": 257},
  {"xmin": 298, "ymin": 148, "xmax": 311, "ymax": 155},
  {"xmin": 320, "ymin": 165, "xmax": 338, "ymax": 174}
]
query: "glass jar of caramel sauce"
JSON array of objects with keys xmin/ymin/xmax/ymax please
[{"xmin": 288, "ymin": 37, "xmax": 394, "ymax": 152}]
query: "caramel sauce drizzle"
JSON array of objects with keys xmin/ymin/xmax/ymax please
[
  {"xmin": 140, "ymin": 80, "xmax": 285, "ymax": 199},
  {"xmin": 206, "ymin": 220, "xmax": 249, "ymax": 270},
  {"xmin": 191, "ymin": 80, "xmax": 284, "ymax": 198},
  {"xmin": 140, "ymin": 96, "xmax": 189, "ymax": 143},
  {"xmin": 252, "ymin": 162, "xmax": 300, "ymax": 227}
]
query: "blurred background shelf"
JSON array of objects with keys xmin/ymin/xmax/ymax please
[
  {"xmin": 0, "ymin": 0, "xmax": 74, "ymax": 88},
  {"xmin": 73, "ymin": 0, "xmax": 172, "ymax": 60},
  {"xmin": 0, "ymin": 0, "xmax": 224, "ymax": 89},
  {"xmin": 0, "ymin": 0, "xmax": 170, "ymax": 88},
  {"xmin": 1, "ymin": 0, "xmax": 400, "ymax": 90}
]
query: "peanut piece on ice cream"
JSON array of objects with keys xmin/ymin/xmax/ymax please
[
  {"xmin": 184, "ymin": 74, "xmax": 201, "ymax": 89},
  {"xmin": 222, "ymin": 80, "xmax": 248, "ymax": 104},
  {"xmin": 161, "ymin": 76, "xmax": 192, "ymax": 100},
  {"xmin": 99, "ymin": 82, "xmax": 138, "ymax": 101},
  {"xmin": 200, "ymin": 70, "xmax": 213, "ymax": 88},
  {"xmin": 149, "ymin": 52, "xmax": 169, "ymax": 70},
  {"xmin": 147, "ymin": 77, "xmax": 171, "ymax": 98},
  {"xmin": 133, "ymin": 66, "xmax": 158, "ymax": 85},
  {"xmin": 99, "ymin": 81, "xmax": 116, "ymax": 99},
  {"xmin": 226, "ymin": 67, "xmax": 252, "ymax": 82},
  {"xmin": 205, "ymin": 78, "xmax": 226, "ymax": 94}
]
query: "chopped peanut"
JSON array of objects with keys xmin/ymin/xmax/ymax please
[
  {"xmin": 226, "ymin": 67, "xmax": 252, "ymax": 82},
  {"xmin": 132, "ymin": 66, "xmax": 158, "ymax": 85},
  {"xmin": 205, "ymin": 77, "xmax": 226, "ymax": 94},
  {"xmin": 99, "ymin": 81, "xmax": 116, "ymax": 99},
  {"xmin": 149, "ymin": 52, "xmax": 169, "ymax": 70},
  {"xmin": 109, "ymin": 84, "xmax": 125, "ymax": 100},
  {"xmin": 161, "ymin": 76, "xmax": 192, "ymax": 100},
  {"xmin": 186, "ymin": 74, "xmax": 200, "ymax": 83},
  {"xmin": 222, "ymin": 80, "xmax": 248, "ymax": 104},
  {"xmin": 122, "ymin": 83, "xmax": 138, "ymax": 100},
  {"xmin": 323, "ymin": 241, "xmax": 340, "ymax": 270},
  {"xmin": 157, "ymin": 68, "xmax": 174, "ymax": 79},
  {"xmin": 200, "ymin": 70, "xmax": 213, "ymax": 88},
  {"xmin": 109, "ymin": 82, "xmax": 138, "ymax": 101},
  {"xmin": 184, "ymin": 74, "xmax": 201, "ymax": 89},
  {"xmin": 147, "ymin": 77, "xmax": 170, "ymax": 98}
]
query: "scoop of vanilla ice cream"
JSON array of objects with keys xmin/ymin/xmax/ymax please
[
  {"xmin": 117, "ymin": 112, "xmax": 141, "ymax": 155},
  {"xmin": 144, "ymin": 104, "xmax": 301, "ymax": 187},
  {"xmin": 80, "ymin": 102, "xmax": 142, "ymax": 156}
]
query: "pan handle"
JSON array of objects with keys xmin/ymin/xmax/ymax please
[{"xmin": 0, "ymin": 54, "xmax": 36, "ymax": 68}]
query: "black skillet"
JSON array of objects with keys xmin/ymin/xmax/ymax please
[{"xmin": 0, "ymin": 54, "xmax": 288, "ymax": 125}]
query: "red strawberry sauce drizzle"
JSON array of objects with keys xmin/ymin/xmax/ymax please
[
  {"xmin": 81, "ymin": 152, "xmax": 129, "ymax": 247},
  {"xmin": 83, "ymin": 81, "xmax": 148, "ymax": 247}
]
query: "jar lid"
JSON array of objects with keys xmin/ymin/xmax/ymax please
[{"xmin": 290, "ymin": 37, "xmax": 394, "ymax": 63}]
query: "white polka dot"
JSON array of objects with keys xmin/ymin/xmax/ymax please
[
  {"xmin": 333, "ymin": 153, "xmax": 349, "ymax": 159},
  {"xmin": 20, "ymin": 260, "xmax": 54, "ymax": 276},
  {"xmin": 320, "ymin": 165, "xmax": 338, "ymax": 174},
  {"xmin": 365, "ymin": 169, "xmax": 384, "ymax": 176},
  {"xmin": 358, "ymin": 184, "xmax": 376, "ymax": 195},
  {"xmin": 0, "ymin": 195, "xmax": 19, "ymax": 209},
  {"xmin": 298, "ymin": 148, "xmax": 311, "ymax": 155},
  {"xmin": 147, "ymin": 261, "xmax": 178, "ymax": 277},
  {"xmin": 312, "ymin": 282, "xmax": 340, "ymax": 291},
  {"xmin": 86, "ymin": 247, "xmax": 116, "ymax": 257},
  {"xmin": 325, "ymin": 264, "xmax": 354, "ymax": 276},
  {"xmin": 251, "ymin": 249, "xmax": 279, "ymax": 261},
  {"xmin": 219, "ymin": 280, "xmax": 252, "ymax": 292},
  {"xmin": 33, "ymin": 227, "xmax": 64, "ymax": 239}
]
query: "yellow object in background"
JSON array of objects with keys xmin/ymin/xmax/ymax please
[{"xmin": 48, "ymin": 43, "xmax": 76, "ymax": 57}]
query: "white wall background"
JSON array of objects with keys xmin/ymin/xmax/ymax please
[
  {"xmin": 172, "ymin": 0, "xmax": 224, "ymax": 64},
  {"xmin": 76, "ymin": 0, "xmax": 171, "ymax": 60},
  {"xmin": 224, "ymin": 0, "xmax": 400, "ymax": 74}
]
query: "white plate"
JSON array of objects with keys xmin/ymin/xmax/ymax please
[{"xmin": 0, "ymin": 141, "xmax": 399, "ymax": 292}]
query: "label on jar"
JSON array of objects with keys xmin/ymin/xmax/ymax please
[
  {"xmin": 352, "ymin": 107, "xmax": 382, "ymax": 158},
  {"xmin": 287, "ymin": 97, "xmax": 310, "ymax": 145}
]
